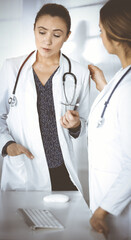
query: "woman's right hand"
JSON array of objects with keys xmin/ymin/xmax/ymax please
[
  {"xmin": 88, "ymin": 65, "xmax": 107, "ymax": 91},
  {"xmin": 6, "ymin": 143, "xmax": 34, "ymax": 159}
]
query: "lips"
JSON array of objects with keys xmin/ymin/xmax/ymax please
[{"xmin": 42, "ymin": 48, "xmax": 50, "ymax": 51}]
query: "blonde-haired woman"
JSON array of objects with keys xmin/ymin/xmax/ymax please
[{"xmin": 88, "ymin": 0, "xmax": 131, "ymax": 239}]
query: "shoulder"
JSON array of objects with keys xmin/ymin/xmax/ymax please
[
  {"xmin": 114, "ymin": 69, "xmax": 131, "ymax": 111},
  {"xmin": 5, "ymin": 54, "xmax": 29, "ymax": 71},
  {"xmin": 61, "ymin": 54, "xmax": 89, "ymax": 77},
  {"xmin": 71, "ymin": 58, "xmax": 88, "ymax": 72},
  {"xmin": 117, "ymin": 67, "xmax": 131, "ymax": 92}
]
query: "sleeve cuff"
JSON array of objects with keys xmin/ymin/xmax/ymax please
[
  {"xmin": 69, "ymin": 123, "xmax": 81, "ymax": 139},
  {"xmin": 2, "ymin": 141, "xmax": 16, "ymax": 157}
]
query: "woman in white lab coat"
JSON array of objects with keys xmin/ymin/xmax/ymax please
[
  {"xmin": 88, "ymin": 0, "xmax": 131, "ymax": 239},
  {"xmin": 0, "ymin": 4, "xmax": 89, "ymax": 191}
]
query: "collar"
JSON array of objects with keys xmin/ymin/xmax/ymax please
[{"xmin": 28, "ymin": 50, "xmax": 65, "ymax": 66}]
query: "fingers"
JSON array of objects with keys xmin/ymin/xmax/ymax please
[
  {"xmin": 90, "ymin": 208, "xmax": 109, "ymax": 238},
  {"xmin": 60, "ymin": 110, "xmax": 80, "ymax": 129},
  {"xmin": 97, "ymin": 223, "xmax": 109, "ymax": 239},
  {"xmin": 88, "ymin": 64, "xmax": 107, "ymax": 91},
  {"xmin": 69, "ymin": 110, "xmax": 79, "ymax": 117},
  {"xmin": 7, "ymin": 143, "xmax": 34, "ymax": 159},
  {"xmin": 92, "ymin": 219, "xmax": 109, "ymax": 236},
  {"xmin": 20, "ymin": 145, "xmax": 34, "ymax": 159},
  {"xmin": 65, "ymin": 110, "xmax": 79, "ymax": 121},
  {"xmin": 90, "ymin": 218, "xmax": 109, "ymax": 239},
  {"xmin": 60, "ymin": 115, "xmax": 69, "ymax": 128},
  {"xmin": 88, "ymin": 64, "xmax": 100, "ymax": 73},
  {"xmin": 88, "ymin": 64, "xmax": 102, "ymax": 76}
]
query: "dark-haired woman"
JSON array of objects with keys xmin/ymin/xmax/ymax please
[
  {"xmin": 0, "ymin": 4, "xmax": 89, "ymax": 191},
  {"xmin": 88, "ymin": 0, "xmax": 131, "ymax": 239}
]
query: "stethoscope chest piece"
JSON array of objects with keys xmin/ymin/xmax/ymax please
[
  {"xmin": 8, "ymin": 95, "xmax": 17, "ymax": 107},
  {"xmin": 97, "ymin": 117, "xmax": 105, "ymax": 128}
]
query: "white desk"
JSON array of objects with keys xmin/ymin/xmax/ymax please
[{"xmin": 0, "ymin": 191, "xmax": 105, "ymax": 240}]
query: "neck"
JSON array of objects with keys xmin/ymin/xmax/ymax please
[
  {"xmin": 36, "ymin": 51, "xmax": 60, "ymax": 66},
  {"xmin": 120, "ymin": 54, "xmax": 131, "ymax": 68},
  {"xmin": 121, "ymin": 58, "xmax": 131, "ymax": 69},
  {"xmin": 117, "ymin": 47, "xmax": 131, "ymax": 69}
]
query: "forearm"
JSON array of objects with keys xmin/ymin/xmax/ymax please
[
  {"xmin": 100, "ymin": 167, "xmax": 131, "ymax": 216},
  {"xmin": 0, "ymin": 131, "xmax": 15, "ymax": 155}
]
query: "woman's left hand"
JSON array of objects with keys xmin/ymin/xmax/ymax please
[
  {"xmin": 90, "ymin": 207, "xmax": 109, "ymax": 238},
  {"xmin": 60, "ymin": 110, "xmax": 80, "ymax": 129}
]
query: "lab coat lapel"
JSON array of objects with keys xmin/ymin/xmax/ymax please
[
  {"xmin": 89, "ymin": 82, "xmax": 113, "ymax": 116},
  {"xmin": 24, "ymin": 52, "xmax": 46, "ymax": 157},
  {"xmin": 89, "ymin": 69, "xmax": 123, "ymax": 116}
]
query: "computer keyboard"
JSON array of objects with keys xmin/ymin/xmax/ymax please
[{"xmin": 18, "ymin": 208, "xmax": 64, "ymax": 230}]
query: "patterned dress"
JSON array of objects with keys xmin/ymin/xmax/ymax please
[{"xmin": 33, "ymin": 68, "xmax": 77, "ymax": 190}]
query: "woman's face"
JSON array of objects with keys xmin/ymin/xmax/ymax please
[
  {"xmin": 34, "ymin": 14, "xmax": 70, "ymax": 58},
  {"xmin": 99, "ymin": 21, "xmax": 116, "ymax": 54}
]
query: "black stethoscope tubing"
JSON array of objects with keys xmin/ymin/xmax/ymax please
[
  {"xmin": 97, "ymin": 66, "xmax": 131, "ymax": 127},
  {"xmin": 12, "ymin": 51, "xmax": 35, "ymax": 95},
  {"xmin": 8, "ymin": 51, "xmax": 77, "ymax": 107},
  {"xmin": 62, "ymin": 53, "xmax": 77, "ymax": 106},
  {"xmin": 8, "ymin": 50, "xmax": 35, "ymax": 106}
]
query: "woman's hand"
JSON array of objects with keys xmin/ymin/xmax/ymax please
[
  {"xmin": 6, "ymin": 143, "xmax": 34, "ymax": 159},
  {"xmin": 90, "ymin": 207, "xmax": 109, "ymax": 238},
  {"xmin": 60, "ymin": 110, "xmax": 80, "ymax": 129},
  {"xmin": 88, "ymin": 65, "xmax": 107, "ymax": 91}
]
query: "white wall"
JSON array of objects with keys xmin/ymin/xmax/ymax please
[{"xmin": 0, "ymin": 0, "xmax": 121, "ymax": 199}]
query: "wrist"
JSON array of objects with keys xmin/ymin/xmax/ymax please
[
  {"xmin": 69, "ymin": 121, "xmax": 81, "ymax": 131},
  {"xmin": 71, "ymin": 120, "xmax": 81, "ymax": 129},
  {"xmin": 95, "ymin": 207, "xmax": 109, "ymax": 219},
  {"xmin": 2, "ymin": 141, "xmax": 16, "ymax": 157}
]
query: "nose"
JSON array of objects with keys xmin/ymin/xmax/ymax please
[{"xmin": 43, "ymin": 33, "xmax": 52, "ymax": 45}]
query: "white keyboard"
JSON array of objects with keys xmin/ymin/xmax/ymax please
[{"xmin": 18, "ymin": 208, "xmax": 64, "ymax": 230}]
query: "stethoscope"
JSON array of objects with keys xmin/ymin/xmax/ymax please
[
  {"xmin": 97, "ymin": 66, "xmax": 131, "ymax": 128},
  {"xmin": 8, "ymin": 51, "xmax": 78, "ymax": 108},
  {"xmin": 61, "ymin": 53, "xmax": 79, "ymax": 107}
]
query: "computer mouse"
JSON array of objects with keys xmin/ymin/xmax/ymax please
[{"xmin": 43, "ymin": 194, "xmax": 69, "ymax": 203}]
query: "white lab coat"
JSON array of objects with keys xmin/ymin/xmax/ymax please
[
  {"xmin": 0, "ymin": 51, "xmax": 90, "ymax": 192},
  {"xmin": 88, "ymin": 66, "xmax": 131, "ymax": 240}
]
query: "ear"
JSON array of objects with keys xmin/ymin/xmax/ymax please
[
  {"xmin": 65, "ymin": 31, "xmax": 71, "ymax": 42},
  {"xmin": 112, "ymin": 39, "xmax": 120, "ymax": 48}
]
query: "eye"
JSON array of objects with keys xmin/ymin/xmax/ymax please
[
  {"xmin": 39, "ymin": 31, "xmax": 46, "ymax": 35},
  {"xmin": 54, "ymin": 34, "xmax": 61, "ymax": 38}
]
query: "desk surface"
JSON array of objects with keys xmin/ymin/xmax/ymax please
[{"xmin": 0, "ymin": 191, "xmax": 105, "ymax": 240}]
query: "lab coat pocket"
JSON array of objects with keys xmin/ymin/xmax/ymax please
[
  {"xmin": 1, "ymin": 154, "xmax": 28, "ymax": 190},
  {"xmin": 9, "ymin": 154, "xmax": 25, "ymax": 167},
  {"xmin": 7, "ymin": 154, "xmax": 27, "ymax": 186}
]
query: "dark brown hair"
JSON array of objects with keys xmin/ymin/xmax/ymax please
[
  {"xmin": 100, "ymin": 0, "xmax": 131, "ymax": 48},
  {"xmin": 34, "ymin": 3, "xmax": 71, "ymax": 35}
]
